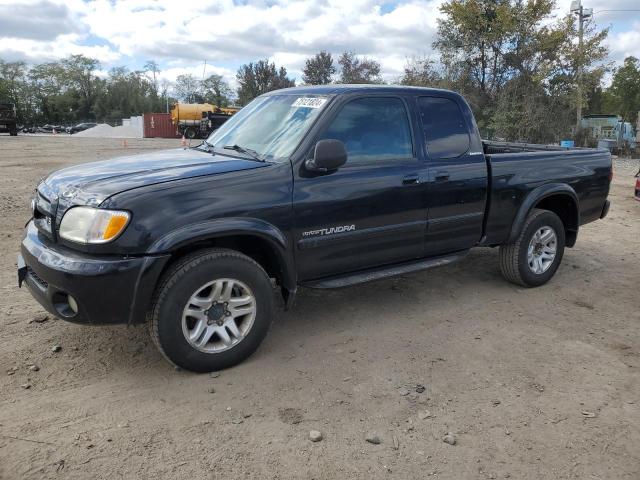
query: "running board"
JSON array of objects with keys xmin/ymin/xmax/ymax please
[{"xmin": 302, "ymin": 250, "xmax": 469, "ymax": 289}]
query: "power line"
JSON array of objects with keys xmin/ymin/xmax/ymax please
[{"xmin": 594, "ymin": 9, "xmax": 640, "ymax": 13}]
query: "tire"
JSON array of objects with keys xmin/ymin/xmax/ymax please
[
  {"xmin": 183, "ymin": 127, "xmax": 197, "ymax": 139},
  {"xmin": 499, "ymin": 208, "xmax": 565, "ymax": 287},
  {"xmin": 150, "ymin": 249, "xmax": 274, "ymax": 372}
]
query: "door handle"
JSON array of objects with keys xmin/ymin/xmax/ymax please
[
  {"xmin": 434, "ymin": 171, "xmax": 450, "ymax": 182},
  {"xmin": 402, "ymin": 174, "xmax": 419, "ymax": 185}
]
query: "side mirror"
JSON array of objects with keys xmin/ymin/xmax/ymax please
[{"xmin": 305, "ymin": 139, "xmax": 347, "ymax": 172}]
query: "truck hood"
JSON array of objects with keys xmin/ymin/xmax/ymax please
[{"xmin": 40, "ymin": 147, "xmax": 268, "ymax": 206}]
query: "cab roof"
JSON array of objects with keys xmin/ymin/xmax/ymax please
[{"xmin": 264, "ymin": 84, "xmax": 452, "ymax": 97}]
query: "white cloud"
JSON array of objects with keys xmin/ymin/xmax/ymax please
[
  {"xmin": 1, "ymin": 0, "xmax": 443, "ymax": 73},
  {"xmin": 0, "ymin": 34, "xmax": 121, "ymax": 64},
  {"xmin": 608, "ymin": 23, "xmax": 640, "ymax": 63},
  {"xmin": 1, "ymin": 0, "xmax": 637, "ymax": 87}
]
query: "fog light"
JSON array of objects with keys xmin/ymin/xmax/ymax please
[
  {"xmin": 52, "ymin": 292, "xmax": 78, "ymax": 318},
  {"xmin": 68, "ymin": 295, "xmax": 78, "ymax": 314}
]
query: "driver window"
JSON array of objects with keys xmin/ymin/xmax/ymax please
[{"xmin": 319, "ymin": 97, "xmax": 413, "ymax": 163}]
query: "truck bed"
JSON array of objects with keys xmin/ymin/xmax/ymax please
[
  {"xmin": 481, "ymin": 141, "xmax": 611, "ymax": 246},
  {"xmin": 482, "ymin": 140, "xmax": 587, "ymax": 155}
]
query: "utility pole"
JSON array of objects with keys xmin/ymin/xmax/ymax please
[{"xmin": 570, "ymin": 1, "xmax": 593, "ymax": 131}]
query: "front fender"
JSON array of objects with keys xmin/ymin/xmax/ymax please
[
  {"xmin": 508, "ymin": 183, "xmax": 579, "ymax": 243},
  {"xmin": 147, "ymin": 217, "xmax": 296, "ymax": 292}
]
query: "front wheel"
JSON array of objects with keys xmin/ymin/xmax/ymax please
[
  {"xmin": 499, "ymin": 209, "xmax": 565, "ymax": 287},
  {"xmin": 150, "ymin": 249, "xmax": 274, "ymax": 372}
]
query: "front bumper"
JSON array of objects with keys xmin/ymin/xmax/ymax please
[{"xmin": 19, "ymin": 221, "xmax": 170, "ymax": 325}]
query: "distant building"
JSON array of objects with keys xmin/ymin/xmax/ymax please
[{"xmin": 581, "ymin": 114, "xmax": 636, "ymax": 151}]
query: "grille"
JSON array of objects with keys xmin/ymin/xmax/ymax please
[{"xmin": 27, "ymin": 267, "xmax": 48, "ymax": 289}]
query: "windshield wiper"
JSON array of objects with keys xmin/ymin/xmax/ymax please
[
  {"xmin": 201, "ymin": 139, "xmax": 215, "ymax": 153},
  {"xmin": 223, "ymin": 144, "xmax": 265, "ymax": 162}
]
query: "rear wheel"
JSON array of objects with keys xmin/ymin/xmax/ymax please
[
  {"xmin": 499, "ymin": 209, "xmax": 565, "ymax": 287},
  {"xmin": 150, "ymin": 249, "xmax": 274, "ymax": 372},
  {"xmin": 183, "ymin": 127, "xmax": 197, "ymax": 139}
]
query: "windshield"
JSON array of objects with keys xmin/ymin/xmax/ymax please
[{"xmin": 206, "ymin": 94, "xmax": 330, "ymax": 161}]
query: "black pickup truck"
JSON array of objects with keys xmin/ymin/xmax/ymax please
[{"xmin": 18, "ymin": 85, "xmax": 612, "ymax": 372}]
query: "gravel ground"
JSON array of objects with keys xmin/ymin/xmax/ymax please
[{"xmin": 0, "ymin": 135, "xmax": 639, "ymax": 480}]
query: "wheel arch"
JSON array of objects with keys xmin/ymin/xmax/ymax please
[
  {"xmin": 148, "ymin": 218, "xmax": 297, "ymax": 305},
  {"xmin": 509, "ymin": 184, "xmax": 580, "ymax": 247}
]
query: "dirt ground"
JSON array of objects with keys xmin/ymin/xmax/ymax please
[{"xmin": 0, "ymin": 135, "xmax": 638, "ymax": 480}]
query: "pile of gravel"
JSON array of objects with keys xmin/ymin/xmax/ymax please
[{"xmin": 74, "ymin": 123, "xmax": 142, "ymax": 138}]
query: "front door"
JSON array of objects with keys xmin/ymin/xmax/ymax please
[{"xmin": 293, "ymin": 96, "xmax": 428, "ymax": 281}]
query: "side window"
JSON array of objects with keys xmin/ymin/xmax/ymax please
[
  {"xmin": 418, "ymin": 96, "xmax": 470, "ymax": 160},
  {"xmin": 319, "ymin": 97, "xmax": 413, "ymax": 162}
]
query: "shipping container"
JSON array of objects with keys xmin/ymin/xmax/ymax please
[{"xmin": 143, "ymin": 113, "xmax": 180, "ymax": 138}]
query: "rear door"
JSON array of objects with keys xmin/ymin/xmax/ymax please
[
  {"xmin": 293, "ymin": 95, "xmax": 428, "ymax": 281},
  {"xmin": 417, "ymin": 96, "xmax": 488, "ymax": 256}
]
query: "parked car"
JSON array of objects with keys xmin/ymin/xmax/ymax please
[
  {"xmin": 66, "ymin": 122, "xmax": 97, "ymax": 134},
  {"xmin": 18, "ymin": 85, "xmax": 612, "ymax": 372},
  {"xmin": 39, "ymin": 124, "xmax": 64, "ymax": 133}
]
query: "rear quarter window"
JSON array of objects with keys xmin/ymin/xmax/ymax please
[{"xmin": 418, "ymin": 96, "xmax": 470, "ymax": 160}]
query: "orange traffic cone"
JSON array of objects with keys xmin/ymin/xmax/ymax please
[{"xmin": 181, "ymin": 135, "xmax": 186, "ymax": 147}]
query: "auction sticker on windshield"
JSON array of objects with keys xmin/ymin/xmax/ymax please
[{"xmin": 291, "ymin": 97, "xmax": 327, "ymax": 109}]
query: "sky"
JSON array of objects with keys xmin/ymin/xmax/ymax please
[{"xmin": 1, "ymin": 0, "xmax": 639, "ymax": 90}]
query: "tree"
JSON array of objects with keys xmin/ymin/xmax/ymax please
[
  {"xmin": 0, "ymin": 60, "xmax": 33, "ymax": 124},
  {"xmin": 302, "ymin": 51, "xmax": 336, "ymax": 85},
  {"xmin": 60, "ymin": 55, "xmax": 100, "ymax": 120},
  {"xmin": 0, "ymin": 60, "xmax": 27, "ymax": 100},
  {"xmin": 337, "ymin": 51, "xmax": 381, "ymax": 84},
  {"xmin": 202, "ymin": 73, "xmax": 233, "ymax": 107},
  {"xmin": 159, "ymin": 78, "xmax": 172, "ymax": 113},
  {"xmin": 556, "ymin": 12, "xmax": 609, "ymax": 130},
  {"xmin": 1, "ymin": 54, "xmax": 175, "ymax": 124},
  {"xmin": 434, "ymin": 0, "xmax": 608, "ymax": 142},
  {"xmin": 236, "ymin": 59, "xmax": 295, "ymax": 105},
  {"xmin": 174, "ymin": 74, "xmax": 201, "ymax": 103},
  {"xmin": 29, "ymin": 61, "xmax": 68, "ymax": 123},
  {"xmin": 400, "ymin": 56, "xmax": 440, "ymax": 87},
  {"xmin": 29, "ymin": 59, "xmax": 91, "ymax": 124},
  {"xmin": 490, "ymin": 75, "xmax": 575, "ymax": 143},
  {"xmin": 93, "ymin": 67, "xmax": 158, "ymax": 123},
  {"xmin": 602, "ymin": 56, "xmax": 640, "ymax": 122},
  {"xmin": 143, "ymin": 60, "xmax": 160, "ymax": 95}
]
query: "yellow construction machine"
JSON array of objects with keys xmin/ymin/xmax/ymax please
[{"xmin": 171, "ymin": 103, "xmax": 239, "ymax": 139}]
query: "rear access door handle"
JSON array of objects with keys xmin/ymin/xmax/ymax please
[
  {"xmin": 434, "ymin": 171, "xmax": 450, "ymax": 182},
  {"xmin": 402, "ymin": 174, "xmax": 420, "ymax": 185}
]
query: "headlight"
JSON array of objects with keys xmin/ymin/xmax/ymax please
[{"xmin": 59, "ymin": 207, "xmax": 130, "ymax": 244}]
